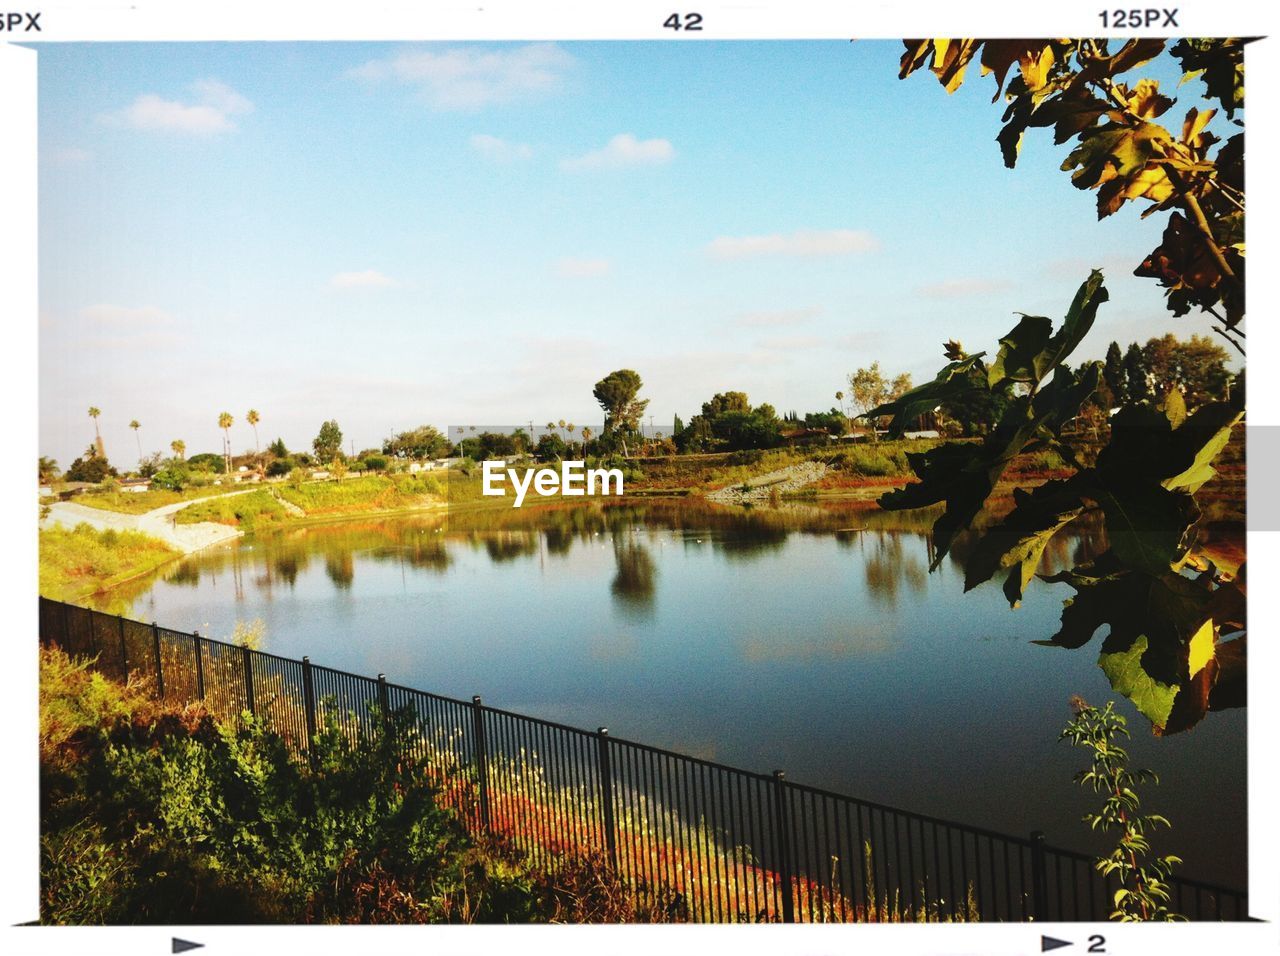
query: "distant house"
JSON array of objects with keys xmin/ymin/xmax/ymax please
[
  {"xmin": 310, "ymin": 469, "xmax": 331, "ymax": 480},
  {"xmin": 55, "ymin": 481, "xmax": 96, "ymax": 499},
  {"xmin": 232, "ymin": 471, "xmax": 262, "ymax": 484},
  {"xmin": 903, "ymin": 430, "xmax": 941, "ymax": 440},
  {"xmin": 119, "ymin": 478, "xmax": 151, "ymax": 493}
]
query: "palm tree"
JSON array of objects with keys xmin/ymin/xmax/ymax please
[
  {"xmin": 129, "ymin": 419, "xmax": 142, "ymax": 459},
  {"xmin": 246, "ymin": 409, "xmax": 261, "ymax": 455},
  {"xmin": 581, "ymin": 426, "xmax": 592, "ymax": 453},
  {"xmin": 87, "ymin": 406, "xmax": 101, "ymax": 455},
  {"xmin": 558, "ymin": 419, "xmax": 566, "ymax": 440},
  {"xmin": 567, "ymin": 423, "xmax": 576, "ymax": 454},
  {"xmin": 218, "ymin": 412, "xmax": 234, "ymax": 475},
  {"xmin": 171, "ymin": 439, "xmax": 186, "ymax": 460}
]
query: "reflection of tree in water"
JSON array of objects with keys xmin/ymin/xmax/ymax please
[
  {"xmin": 610, "ymin": 530, "xmax": 657, "ymax": 618},
  {"xmin": 324, "ymin": 552, "xmax": 354, "ymax": 589},
  {"xmin": 863, "ymin": 531, "xmax": 927, "ymax": 608},
  {"xmin": 478, "ymin": 532, "xmax": 540, "ymax": 563},
  {"xmin": 166, "ymin": 561, "xmax": 202, "ymax": 587}
]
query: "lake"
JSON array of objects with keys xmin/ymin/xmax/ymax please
[{"xmin": 107, "ymin": 498, "xmax": 1247, "ymax": 887}]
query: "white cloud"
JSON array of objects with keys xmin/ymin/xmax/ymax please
[
  {"xmin": 916, "ymin": 278, "xmax": 1015, "ymax": 300},
  {"xmin": 99, "ymin": 79, "xmax": 253, "ymax": 135},
  {"xmin": 469, "ymin": 133, "xmax": 534, "ymax": 162},
  {"xmin": 734, "ymin": 306, "xmax": 822, "ymax": 328},
  {"xmin": 707, "ymin": 229, "xmax": 879, "ymax": 260},
  {"xmin": 560, "ymin": 133, "xmax": 675, "ymax": 171},
  {"xmin": 47, "ymin": 147, "xmax": 92, "ymax": 166},
  {"xmin": 80, "ymin": 304, "xmax": 173, "ymax": 327},
  {"xmin": 328, "ymin": 269, "xmax": 398, "ymax": 290},
  {"xmin": 555, "ymin": 257, "xmax": 611, "ymax": 278},
  {"xmin": 347, "ymin": 44, "xmax": 574, "ymax": 111},
  {"xmin": 756, "ymin": 335, "xmax": 824, "ymax": 352}
]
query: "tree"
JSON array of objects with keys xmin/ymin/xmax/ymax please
[
  {"xmin": 87, "ymin": 407, "xmax": 102, "ymax": 456},
  {"xmin": 593, "ymin": 369, "xmax": 649, "ymax": 456},
  {"xmin": 137, "ymin": 452, "xmax": 163, "ymax": 478},
  {"xmin": 129, "ymin": 420, "xmax": 142, "ymax": 460},
  {"xmin": 247, "ymin": 409, "xmax": 261, "ymax": 455},
  {"xmin": 268, "ymin": 437, "xmax": 288, "ymax": 458},
  {"xmin": 382, "ymin": 425, "xmax": 450, "ymax": 460},
  {"xmin": 65, "ymin": 455, "xmax": 114, "ymax": 483},
  {"xmin": 1124, "ymin": 343, "xmax": 1151, "ymax": 403},
  {"xmin": 535, "ymin": 432, "xmax": 568, "ymax": 462},
  {"xmin": 680, "ymin": 392, "xmax": 781, "ymax": 452},
  {"xmin": 1104, "ymin": 341, "xmax": 1127, "ymax": 405},
  {"xmin": 848, "ymin": 364, "xmax": 888, "ymax": 419},
  {"xmin": 849, "ymin": 364, "xmax": 914, "ymax": 435},
  {"xmin": 1141, "ymin": 333, "xmax": 1230, "ymax": 407},
  {"xmin": 313, "ymin": 420, "xmax": 343, "ymax": 463},
  {"xmin": 897, "ymin": 38, "xmax": 1245, "ymax": 354},
  {"xmin": 218, "ymin": 412, "xmax": 234, "ymax": 474},
  {"xmin": 170, "ymin": 439, "xmax": 186, "ymax": 460},
  {"xmin": 38, "ymin": 457, "xmax": 59, "ymax": 484}
]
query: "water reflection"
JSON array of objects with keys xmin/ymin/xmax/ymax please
[
  {"xmin": 610, "ymin": 531, "xmax": 657, "ymax": 618},
  {"xmin": 101, "ymin": 497, "xmax": 1243, "ymax": 887}
]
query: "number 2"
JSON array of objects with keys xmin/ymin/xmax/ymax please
[{"xmin": 1088, "ymin": 935, "xmax": 1106, "ymax": 954}]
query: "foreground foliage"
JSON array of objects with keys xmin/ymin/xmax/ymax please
[
  {"xmin": 40, "ymin": 647, "xmax": 541, "ymax": 924},
  {"xmin": 868, "ymin": 274, "xmax": 1245, "ymax": 733},
  {"xmin": 1062, "ymin": 698, "xmax": 1183, "ymax": 921}
]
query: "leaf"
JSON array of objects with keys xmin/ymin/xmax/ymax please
[
  {"xmin": 987, "ymin": 272, "xmax": 1107, "ymax": 388},
  {"xmin": 864, "ymin": 353, "xmax": 987, "ymax": 437},
  {"xmin": 1099, "ymin": 633, "xmax": 1179, "ymax": 729},
  {"xmin": 1097, "ymin": 482, "xmax": 1197, "ymax": 576},
  {"xmin": 1161, "ymin": 402, "xmax": 1244, "ymax": 493},
  {"xmin": 1208, "ymin": 636, "xmax": 1246, "ymax": 710},
  {"xmin": 988, "ymin": 314, "xmax": 1053, "ymax": 387},
  {"xmin": 1162, "ymin": 388, "xmax": 1187, "ymax": 428},
  {"xmin": 963, "ymin": 479, "xmax": 1086, "ymax": 604}
]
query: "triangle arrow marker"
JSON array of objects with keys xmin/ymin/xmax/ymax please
[
  {"xmin": 1041, "ymin": 937, "xmax": 1072, "ymax": 953},
  {"xmin": 172, "ymin": 940, "xmax": 205, "ymax": 954}
]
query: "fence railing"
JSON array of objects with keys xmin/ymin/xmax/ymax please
[{"xmin": 36, "ymin": 596, "xmax": 1248, "ymax": 923}]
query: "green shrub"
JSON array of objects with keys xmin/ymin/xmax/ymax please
[{"xmin": 39, "ymin": 658, "xmax": 540, "ymax": 925}]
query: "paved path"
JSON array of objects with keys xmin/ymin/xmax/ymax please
[{"xmin": 41, "ymin": 490, "xmax": 254, "ymax": 554}]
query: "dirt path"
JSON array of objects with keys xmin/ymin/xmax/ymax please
[{"xmin": 40, "ymin": 490, "xmax": 255, "ymax": 554}]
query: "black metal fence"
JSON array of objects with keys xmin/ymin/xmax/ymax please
[{"xmin": 37, "ymin": 596, "xmax": 1248, "ymax": 923}]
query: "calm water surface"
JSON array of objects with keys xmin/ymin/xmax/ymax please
[{"xmin": 110, "ymin": 500, "xmax": 1246, "ymax": 886}]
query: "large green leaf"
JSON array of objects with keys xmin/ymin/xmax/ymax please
[
  {"xmin": 1098, "ymin": 633, "xmax": 1179, "ymax": 729},
  {"xmin": 987, "ymin": 272, "xmax": 1107, "ymax": 389},
  {"xmin": 963, "ymin": 479, "xmax": 1086, "ymax": 605},
  {"xmin": 1097, "ymin": 482, "xmax": 1198, "ymax": 576}
]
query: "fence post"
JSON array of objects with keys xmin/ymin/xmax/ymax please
[
  {"xmin": 470, "ymin": 696, "xmax": 491, "ymax": 833},
  {"xmin": 151, "ymin": 622, "xmax": 165, "ymax": 700},
  {"xmin": 302, "ymin": 656, "xmax": 318, "ymax": 771},
  {"xmin": 772, "ymin": 770, "xmax": 797, "ymax": 923},
  {"xmin": 1030, "ymin": 830, "xmax": 1048, "ymax": 921},
  {"xmin": 596, "ymin": 728, "xmax": 619, "ymax": 870},
  {"xmin": 377, "ymin": 674, "xmax": 391, "ymax": 734},
  {"xmin": 61, "ymin": 601, "xmax": 71, "ymax": 649},
  {"xmin": 117, "ymin": 615, "xmax": 129, "ymax": 680},
  {"xmin": 193, "ymin": 631, "xmax": 205, "ymax": 699},
  {"xmin": 242, "ymin": 645, "xmax": 256, "ymax": 718}
]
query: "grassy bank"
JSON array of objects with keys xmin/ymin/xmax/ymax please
[
  {"xmin": 75, "ymin": 484, "xmax": 231, "ymax": 515},
  {"xmin": 175, "ymin": 474, "xmax": 447, "ymax": 531},
  {"xmin": 39, "ymin": 524, "xmax": 179, "ymax": 604}
]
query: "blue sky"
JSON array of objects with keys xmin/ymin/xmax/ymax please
[{"xmin": 36, "ymin": 40, "xmax": 1226, "ymax": 467}]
